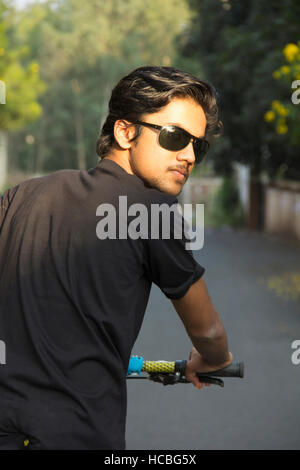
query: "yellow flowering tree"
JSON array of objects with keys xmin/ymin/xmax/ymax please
[{"xmin": 264, "ymin": 42, "xmax": 300, "ymax": 146}]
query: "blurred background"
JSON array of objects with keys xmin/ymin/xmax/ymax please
[
  {"xmin": 1, "ymin": 0, "xmax": 300, "ymax": 449},
  {"xmin": 1, "ymin": 0, "xmax": 300, "ymax": 239}
]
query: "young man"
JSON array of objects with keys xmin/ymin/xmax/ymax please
[{"xmin": 0, "ymin": 66, "xmax": 232, "ymax": 450}]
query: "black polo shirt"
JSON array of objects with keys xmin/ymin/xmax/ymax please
[{"xmin": 0, "ymin": 158, "xmax": 204, "ymax": 449}]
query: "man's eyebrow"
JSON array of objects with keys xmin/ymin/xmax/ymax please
[{"xmin": 170, "ymin": 122, "xmax": 205, "ymax": 139}]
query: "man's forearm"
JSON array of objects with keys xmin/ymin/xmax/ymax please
[
  {"xmin": 172, "ymin": 278, "xmax": 232, "ymax": 368},
  {"xmin": 189, "ymin": 323, "xmax": 230, "ymax": 367}
]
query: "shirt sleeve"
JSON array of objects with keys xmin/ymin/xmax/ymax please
[{"xmin": 143, "ymin": 197, "xmax": 205, "ymax": 300}]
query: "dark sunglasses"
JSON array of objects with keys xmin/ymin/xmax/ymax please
[{"xmin": 133, "ymin": 120, "xmax": 209, "ymax": 164}]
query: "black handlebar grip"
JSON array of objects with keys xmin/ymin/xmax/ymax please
[{"xmin": 197, "ymin": 362, "xmax": 244, "ymax": 378}]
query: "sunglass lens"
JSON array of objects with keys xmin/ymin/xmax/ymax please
[
  {"xmin": 159, "ymin": 127, "xmax": 189, "ymax": 151},
  {"xmin": 193, "ymin": 139, "xmax": 209, "ymax": 164}
]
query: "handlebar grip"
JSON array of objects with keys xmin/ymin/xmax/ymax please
[{"xmin": 196, "ymin": 362, "xmax": 244, "ymax": 378}]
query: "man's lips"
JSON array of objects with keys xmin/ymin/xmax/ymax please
[{"xmin": 169, "ymin": 167, "xmax": 188, "ymax": 179}]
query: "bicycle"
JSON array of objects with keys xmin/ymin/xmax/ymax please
[{"xmin": 127, "ymin": 355, "xmax": 244, "ymax": 387}]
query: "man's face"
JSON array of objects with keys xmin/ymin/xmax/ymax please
[{"xmin": 128, "ymin": 97, "xmax": 207, "ymax": 196}]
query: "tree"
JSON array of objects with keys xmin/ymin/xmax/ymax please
[
  {"xmin": 182, "ymin": 0, "xmax": 300, "ymax": 180},
  {"xmin": 9, "ymin": 0, "xmax": 192, "ymax": 173},
  {"xmin": 181, "ymin": 0, "xmax": 300, "ymax": 229},
  {"xmin": 0, "ymin": 0, "xmax": 45, "ymax": 190},
  {"xmin": 264, "ymin": 42, "xmax": 300, "ymax": 150}
]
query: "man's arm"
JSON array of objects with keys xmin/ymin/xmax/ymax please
[{"xmin": 171, "ymin": 277, "xmax": 233, "ymax": 389}]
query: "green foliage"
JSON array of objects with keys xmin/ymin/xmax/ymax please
[
  {"xmin": 206, "ymin": 176, "xmax": 245, "ymax": 228},
  {"xmin": 7, "ymin": 0, "xmax": 192, "ymax": 172},
  {"xmin": 264, "ymin": 42, "xmax": 300, "ymax": 149},
  {"xmin": 7, "ymin": 0, "xmax": 300, "ymax": 182},
  {"xmin": 184, "ymin": 0, "xmax": 300, "ymax": 181},
  {"xmin": 0, "ymin": 1, "xmax": 45, "ymax": 130}
]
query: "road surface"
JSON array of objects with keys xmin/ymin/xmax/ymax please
[{"xmin": 126, "ymin": 227, "xmax": 300, "ymax": 450}]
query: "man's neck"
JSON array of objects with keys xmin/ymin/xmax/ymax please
[{"xmin": 103, "ymin": 153, "xmax": 134, "ymax": 175}]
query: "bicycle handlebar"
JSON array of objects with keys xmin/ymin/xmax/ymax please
[
  {"xmin": 127, "ymin": 356, "xmax": 244, "ymax": 387},
  {"xmin": 194, "ymin": 361, "xmax": 244, "ymax": 378}
]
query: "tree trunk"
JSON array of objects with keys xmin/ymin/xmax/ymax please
[
  {"xmin": 35, "ymin": 116, "xmax": 46, "ymax": 174},
  {"xmin": 70, "ymin": 79, "xmax": 86, "ymax": 170},
  {"xmin": 0, "ymin": 130, "xmax": 8, "ymax": 192},
  {"xmin": 74, "ymin": 109, "xmax": 86, "ymax": 170},
  {"xmin": 248, "ymin": 176, "xmax": 264, "ymax": 231}
]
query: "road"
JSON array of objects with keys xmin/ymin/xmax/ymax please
[{"xmin": 126, "ymin": 227, "xmax": 300, "ymax": 450}]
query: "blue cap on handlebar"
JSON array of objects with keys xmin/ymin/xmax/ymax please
[{"xmin": 127, "ymin": 356, "xmax": 143, "ymax": 376}]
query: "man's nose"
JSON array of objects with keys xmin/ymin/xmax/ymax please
[{"xmin": 176, "ymin": 142, "xmax": 195, "ymax": 165}]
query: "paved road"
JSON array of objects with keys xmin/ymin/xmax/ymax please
[{"xmin": 126, "ymin": 227, "xmax": 300, "ymax": 450}]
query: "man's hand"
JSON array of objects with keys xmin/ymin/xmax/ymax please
[{"xmin": 185, "ymin": 347, "xmax": 233, "ymax": 390}]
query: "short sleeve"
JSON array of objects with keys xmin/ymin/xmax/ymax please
[{"xmin": 143, "ymin": 199, "xmax": 205, "ymax": 300}]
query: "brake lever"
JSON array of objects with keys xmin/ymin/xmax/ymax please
[
  {"xmin": 148, "ymin": 373, "xmax": 224, "ymax": 387},
  {"xmin": 180, "ymin": 375, "xmax": 224, "ymax": 387},
  {"xmin": 148, "ymin": 372, "xmax": 181, "ymax": 386}
]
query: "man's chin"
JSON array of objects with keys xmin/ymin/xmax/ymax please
[
  {"xmin": 158, "ymin": 184, "xmax": 182, "ymax": 197},
  {"xmin": 143, "ymin": 177, "xmax": 183, "ymax": 197}
]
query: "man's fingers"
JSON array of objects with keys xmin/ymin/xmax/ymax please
[
  {"xmin": 194, "ymin": 380, "xmax": 203, "ymax": 390},
  {"xmin": 188, "ymin": 374, "xmax": 204, "ymax": 389},
  {"xmin": 195, "ymin": 381, "xmax": 210, "ymax": 389},
  {"xmin": 190, "ymin": 377, "xmax": 211, "ymax": 389}
]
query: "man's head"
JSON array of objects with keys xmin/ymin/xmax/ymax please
[{"xmin": 96, "ymin": 66, "xmax": 222, "ymax": 196}]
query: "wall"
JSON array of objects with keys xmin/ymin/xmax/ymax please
[{"xmin": 264, "ymin": 184, "xmax": 300, "ymax": 241}]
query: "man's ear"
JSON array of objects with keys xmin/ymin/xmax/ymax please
[{"xmin": 114, "ymin": 120, "xmax": 136, "ymax": 150}]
